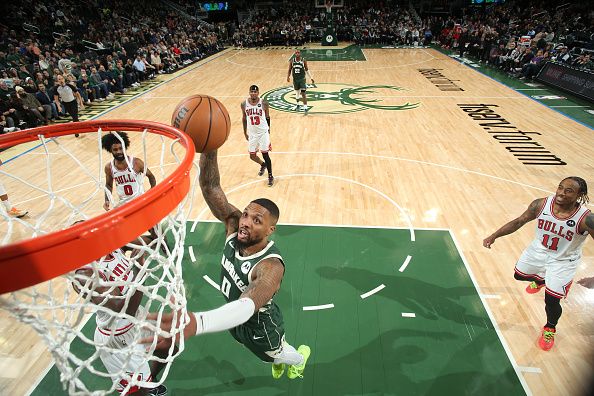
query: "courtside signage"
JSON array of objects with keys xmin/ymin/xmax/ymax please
[{"xmin": 458, "ymin": 104, "xmax": 566, "ymax": 166}]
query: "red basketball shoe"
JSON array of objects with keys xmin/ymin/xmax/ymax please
[
  {"xmin": 538, "ymin": 327, "xmax": 556, "ymax": 351},
  {"xmin": 526, "ymin": 281, "xmax": 545, "ymax": 294}
]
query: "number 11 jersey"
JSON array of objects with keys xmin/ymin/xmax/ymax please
[{"xmin": 530, "ymin": 195, "xmax": 590, "ymax": 261}]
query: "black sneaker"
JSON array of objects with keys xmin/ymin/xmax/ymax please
[
  {"xmin": 258, "ymin": 164, "xmax": 266, "ymax": 176},
  {"xmin": 268, "ymin": 176, "xmax": 274, "ymax": 187},
  {"xmin": 148, "ymin": 384, "xmax": 167, "ymax": 396}
]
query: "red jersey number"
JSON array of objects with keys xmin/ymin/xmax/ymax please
[{"xmin": 541, "ymin": 234, "xmax": 559, "ymax": 251}]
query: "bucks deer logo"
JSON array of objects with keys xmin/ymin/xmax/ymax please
[{"xmin": 262, "ymin": 83, "xmax": 420, "ymax": 114}]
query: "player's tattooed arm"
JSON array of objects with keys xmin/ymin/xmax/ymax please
[
  {"xmin": 483, "ymin": 198, "xmax": 543, "ymax": 248},
  {"xmin": 582, "ymin": 212, "xmax": 594, "ymax": 239},
  {"xmin": 240, "ymin": 258, "xmax": 284, "ymax": 311},
  {"xmin": 199, "ymin": 150, "xmax": 242, "ymax": 235}
]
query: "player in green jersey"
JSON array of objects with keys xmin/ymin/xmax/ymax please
[
  {"xmin": 287, "ymin": 50, "xmax": 314, "ymax": 113},
  {"xmin": 146, "ymin": 149, "xmax": 311, "ymax": 380}
]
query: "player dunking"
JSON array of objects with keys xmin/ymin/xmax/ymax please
[
  {"xmin": 72, "ymin": 233, "xmax": 168, "ymax": 395},
  {"xmin": 146, "ymin": 149, "xmax": 311, "ymax": 380},
  {"xmin": 102, "ymin": 132, "xmax": 157, "ymax": 210},
  {"xmin": 483, "ymin": 177, "xmax": 593, "ymax": 351},
  {"xmin": 287, "ymin": 50, "xmax": 314, "ymax": 113},
  {"xmin": 242, "ymin": 85, "xmax": 273, "ymax": 187}
]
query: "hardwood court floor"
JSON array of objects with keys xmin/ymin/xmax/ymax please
[{"xmin": 1, "ymin": 47, "xmax": 593, "ymax": 395}]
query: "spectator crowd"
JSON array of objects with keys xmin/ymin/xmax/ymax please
[
  {"xmin": 2, "ymin": 0, "xmax": 592, "ymax": 133},
  {"xmin": 1, "ymin": 0, "xmax": 224, "ymax": 133}
]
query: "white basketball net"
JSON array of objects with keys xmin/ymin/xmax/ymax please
[{"xmin": 0, "ymin": 127, "xmax": 197, "ymax": 395}]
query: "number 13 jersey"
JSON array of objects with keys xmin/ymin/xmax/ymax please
[
  {"xmin": 531, "ymin": 195, "xmax": 590, "ymax": 261},
  {"xmin": 244, "ymin": 98, "xmax": 269, "ymax": 136}
]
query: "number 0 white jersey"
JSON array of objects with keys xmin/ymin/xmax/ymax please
[
  {"xmin": 110, "ymin": 157, "xmax": 144, "ymax": 202},
  {"xmin": 244, "ymin": 98, "xmax": 269, "ymax": 136},
  {"xmin": 529, "ymin": 196, "xmax": 590, "ymax": 261}
]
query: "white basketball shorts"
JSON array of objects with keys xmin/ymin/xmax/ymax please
[
  {"xmin": 514, "ymin": 247, "xmax": 578, "ymax": 298},
  {"xmin": 94, "ymin": 324, "xmax": 152, "ymax": 394},
  {"xmin": 248, "ymin": 131, "xmax": 271, "ymax": 154}
]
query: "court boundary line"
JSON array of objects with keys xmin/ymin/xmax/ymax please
[
  {"xmin": 194, "ymin": 218, "xmax": 451, "ymax": 230},
  {"xmin": 449, "ymin": 229, "xmax": 533, "ymax": 396},
  {"xmin": 435, "ymin": 48, "xmax": 593, "ymax": 131},
  {"xmin": 225, "ymin": 46, "xmax": 436, "ymax": 71}
]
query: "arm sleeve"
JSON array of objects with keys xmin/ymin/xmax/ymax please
[{"xmin": 193, "ymin": 297, "xmax": 255, "ymax": 335}]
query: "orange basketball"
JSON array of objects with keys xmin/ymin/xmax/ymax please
[{"xmin": 171, "ymin": 95, "xmax": 231, "ymax": 153}]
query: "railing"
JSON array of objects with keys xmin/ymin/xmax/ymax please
[{"xmin": 23, "ymin": 22, "xmax": 40, "ymax": 34}]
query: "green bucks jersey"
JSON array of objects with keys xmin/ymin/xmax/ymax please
[
  {"xmin": 292, "ymin": 58, "xmax": 306, "ymax": 81},
  {"xmin": 220, "ymin": 232, "xmax": 285, "ymax": 327}
]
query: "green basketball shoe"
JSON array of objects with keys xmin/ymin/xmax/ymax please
[
  {"xmin": 271, "ymin": 363, "xmax": 285, "ymax": 379},
  {"xmin": 287, "ymin": 345, "xmax": 311, "ymax": 379}
]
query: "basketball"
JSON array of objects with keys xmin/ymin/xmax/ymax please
[{"xmin": 171, "ymin": 95, "xmax": 231, "ymax": 153}]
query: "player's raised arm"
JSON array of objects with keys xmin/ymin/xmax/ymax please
[
  {"xmin": 483, "ymin": 198, "xmax": 544, "ymax": 248},
  {"xmin": 199, "ymin": 150, "xmax": 242, "ymax": 235}
]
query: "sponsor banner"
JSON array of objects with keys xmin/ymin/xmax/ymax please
[{"xmin": 536, "ymin": 62, "xmax": 594, "ymax": 102}]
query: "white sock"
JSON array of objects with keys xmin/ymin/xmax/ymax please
[
  {"xmin": 273, "ymin": 342, "xmax": 304, "ymax": 366},
  {"xmin": 1, "ymin": 198, "xmax": 11, "ymax": 210}
]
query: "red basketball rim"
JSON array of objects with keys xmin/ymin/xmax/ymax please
[{"xmin": 0, "ymin": 120, "xmax": 195, "ymax": 294}]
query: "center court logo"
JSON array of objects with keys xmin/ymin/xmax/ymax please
[{"xmin": 262, "ymin": 83, "xmax": 420, "ymax": 114}]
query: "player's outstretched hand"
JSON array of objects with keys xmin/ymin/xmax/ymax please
[
  {"xmin": 577, "ymin": 277, "xmax": 594, "ymax": 289},
  {"xmin": 141, "ymin": 310, "xmax": 197, "ymax": 350},
  {"xmin": 483, "ymin": 235, "xmax": 495, "ymax": 248},
  {"xmin": 103, "ymin": 201, "xmax": 110, "ymax": 211}
]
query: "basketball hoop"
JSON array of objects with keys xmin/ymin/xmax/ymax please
[
  {"xmin": 0, "ymin": 120, "xmax": 194, "ymax": 293},
  {"xmin": 0, "ymin": 120, "xmax": 196, "ymax": 395}
]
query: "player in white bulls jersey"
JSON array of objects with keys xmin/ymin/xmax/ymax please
[
  {"xmin": 72, "ymin": 233, "xmax": 168, "ymax": 395},
  {"xmin": 241, "ymin": 85, "xmax": 274, "ymax": 187},
  {"xmin": 484, "ymin": 177, "xmax": 593, "ymax": 351},
  {"xmin": 102, "ymin": 132, "xmax": 156, "ymax": 210}
]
